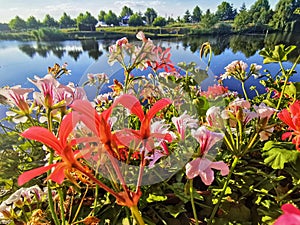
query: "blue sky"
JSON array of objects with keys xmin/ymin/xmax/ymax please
[{"xmin": 0, "ymin": 0, "xmax": 278, "ymax": 23}]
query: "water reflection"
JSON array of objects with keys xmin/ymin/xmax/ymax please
[
  {"xmin": 16, "ymin": 33, "xmax": 300, "ymax": 64},
  {"xmin": 180, "ymin": 32, "xmax": 300, "ymax": 60},
  {"xmin": 18, "ymin": 39, "xmax": 103, "ymax": 61}
]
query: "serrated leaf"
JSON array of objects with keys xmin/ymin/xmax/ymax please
[
  {"xmin": 262, "ymin": 141, "xmax": 299, "ymax": 169},
  {"xmin": 146, "ymin": 194, "xmax": 167, "ymax": 203}
]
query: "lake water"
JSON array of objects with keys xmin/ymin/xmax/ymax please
[{"xmin": 1, "ymin": 32, "xmax": 300, "ymax": 100}]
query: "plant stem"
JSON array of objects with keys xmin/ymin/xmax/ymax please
[
  {"xmin": 208, "ymin": 156, "xmax": 239, "ymax": 224},
  {"xmin": 57, "ymin": 188, "xmax": 66, "ymax": 225},
  {"xmin": 277, "ymin": 179, "xmax": 300, "ymax": 202},
  {"xmin": 190, "ymin": 179, "xmax": 199, "ymax": 225},
  {"xmin": 130, "ymin": 205, "xmax": 145, "ymax": 225},
  {"xmin": 46, "ymin": 109, "xmax": 60, "ymax": 225},
  {"xmin": 241, "ymin": 81, "xmax": 249, "ymax": 101}
]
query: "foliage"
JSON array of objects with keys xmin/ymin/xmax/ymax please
[
  {"xmin": 8, "ymin": 16, "xmax": 27, "ymax": 31},
  {"xmin": 192, "ymin": 5, "xmax": 202, "ymax": 23},
  {"xmin": 103, "ymin": 10, "xmax": 119, "ymax": 26},
  {"xmin": 144, "ymin": 8, "xmax": 157, "ymax": 25},
  {"xmin": 128, "ymin": 13, "xmax": 144, "ymax": 27},
  {"xmin": 26, "ymin": 16, "xmax": 41, "ymax": 30},
  {"xmin": 215, "ymin": 1, "xmax": 237, "ymax": 21},
  {"xmin": 76, "ymin": 11, "xmax": 98, "ymax": 31},
  {"xmin": 183, "ymin": 10, "xmax": 192, "ymax": 23},
  {"xmin": 233, "ymin": 8, "xmax": 251, "ymax": 31},
  {"xmin": 42, "ymin": 14, "xmax": 59, "ymax": 28},
  {"xmin": 152, "ymin": 16, "xmax": 167, "ymax": 27},
  {"xmin": 59, "ymin": 12, "xmax": 76, "ymax": 28},
  {"xmin": 31, "ymin": 28, "xmax": 67, "ymax": 41},
  {"xmin": 269, "ymin": 0, "xmax": 300, "ymax": 31},
  {"xmin": 201, "ymin": 9, "xmax": 218, "ymax": 29},
  {"xmin": 119, "ymin": 6, "xmax": 133, "ymax": 19}
]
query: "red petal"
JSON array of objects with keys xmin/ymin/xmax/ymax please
[
  {"xmin": 282, "ymin": 132, "xmax": 292, "ymax": 140},
  {"xmin": 146, "ymin": 98, "xmax": 172, "ymax": 120},
  {"xmin": 58, "ymin": 112, "xmax": 79, "ymax": 147},
  {"xmin": 46, "ymin": 163, "xmax": 66, "ymax": 184},
  {"xmin": 21, "ymin": 127, "xmax": 62, "ymax": 153},
  {"xmin": 113, "ymin": 94, "xmax": 145, "ymax": 121},
  {"xmin": 282, "ymin": 203, "xmax": 300, "ymax": 215},
  {"xmin": 278, "ymin": 109, "xmax": 297, "ymax": 131},
  {"xmin": 18, "ymin": 164, "xmax": 56, "ymax": 186}
]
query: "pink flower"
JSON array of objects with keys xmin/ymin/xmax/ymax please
[
  {"xmin": 278, "ymin": 101, "xmax": 300, "ymax": 150},
  {"xmin": 273, "ymin": 203, "xmax": 300, "ymax": 225},
  {"xmin": 253, "ymin": 103, "xmax": 276, "ymax": 119},
  {"xmin": 28, "ymin": 75, "xmax": 73, "ymax": 108},
  {"xmin": 0, "ymin": 85, "xmax": 33, "ymax": 114},
  {"xmin": 185, "ymin": 158, "xmax": 229, "ymax": 185},
  {"xmin": 206, "ymin": 106, "xmax": 224, "ymax": 128},
  {"xmin": 201, "ymin": 84, "xmax": 229, "ymax": 99},
  {"xmin": 172, "ymin": 111, "xmax": 198, "ymax": 139},
  {"xmin": 192, "ymin": 126, "xmax": 224, "ymax": 155}
]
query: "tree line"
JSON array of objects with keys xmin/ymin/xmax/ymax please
[{"xmin": 2, "ymin": 0, "xmax": 300, "ymax": 32}]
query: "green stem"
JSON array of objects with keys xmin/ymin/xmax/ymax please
[
  {"xmin": 209, "ymin": 156, "xmax": 239, "ymax": 224},
  {"xmin": 190, "ymin": 179, "xmax": 199, "ymax": 225},
  {"xmin": 46, "ymin": 108, "xmax": 60, "ymax": 225},
  {"xmin": 277, "ymin": 179, "xmax": 300, "ymax": 202},
  {"xmin": 241, "ymin": 81, "xmax": 249, "ymax": 101},
  {"xmin": 57, "ymin": 188, "xmax": 66, "ymax": 225},
  {"xmin": 130, "ymin": 205, "xmax": 145, "ymax": 225}
]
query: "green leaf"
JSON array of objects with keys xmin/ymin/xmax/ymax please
[
  {"xmin": 146, "ymin": 194, "xmax": 167, "ymax": 203},
  {"xmin": 259, "ymin": 44, "xmax": 296, "ymax": 64},
  {"xmin": 283, "ymin": 83, "xmax": 296, "ymax": 99},
  {"xmin": 262, "ymin": 141, "xmax": 299, "ymax": 169}
]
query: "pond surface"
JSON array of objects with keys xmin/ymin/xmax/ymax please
[{"xmin": 1, "ymin": 32, "xmax": 300, "ymax": 100}]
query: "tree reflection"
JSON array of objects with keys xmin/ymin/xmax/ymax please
[
  {"xmin": 68, "ymin": 50, "xmax": 82, "ymax": 61},
  {"xmin": 17, "ymin": 33, "xmax": 300, "ymax": 63},
  {"xmin": 81, "ymin": 40, "xmax": 103, "ymax": 60},
  {"xmin": 18, "ymin": 44, "xmax": 36, "ymax": 58}
]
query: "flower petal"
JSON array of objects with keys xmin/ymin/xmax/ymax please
[
  {"xmin": 18, "ymin": 164, "xmax": 56, "ymax": 186},
  {"xmin": 21, "ymin": 127, "xmax": 62, "ymax": 153},
  {"xmin": 210, "ymin": 161, "xmax": 229, "ymax": 176},
  {"xmin": 113, "ymin": 94, "xmax": 145, "ymax": 121},
  {"xmin": 147, "ymin": 98, "xmax": 172, "ymax": 120}
]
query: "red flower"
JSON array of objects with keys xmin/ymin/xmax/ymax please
[
  {"xmin": 274, "ymin": 203, "xmax": 300, "ymax": 225},
  {"xmin": 18, "ymin": 112, "xmax": 85, "ymax": 185},
  {"xmin": 112, "ymin": 94, "xmax": 173, "ymax": 151},
  {"xmin": 278, "ymin": 101, "xmax": 300, "ymax": 150}
]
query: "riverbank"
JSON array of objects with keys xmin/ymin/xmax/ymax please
[{"xmin": 0, "ymin": 23, "xmax": 273, "ymax": 41}]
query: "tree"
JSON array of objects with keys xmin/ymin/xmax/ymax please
[
  {"xmin": 8, "ymin": 16, "xmax": 26, "ymax": 31},
  {"xmin": 215, "ymin": 1, "xmax": 237, "ymax": 21},
  {"xmin": 153, "ymin": 16, "xmax": 167, "ymax": 26},
  {"xmin": 128, "ymin": 13, "xmax": 144, "ymax": 26},
  {"xmin": 249, "ymin": 0, "xmax": 271, "ymax": 24},
  {"xmin": 120, "ymin": 6, "xmax": 133, "ymax": 18},
  {"xmin": 42, "ymin": 14, "xmax": 59, "ymax": 28},
  {"xmin": 144, "ymin": 8, "xmax": 157, "ymax": 25},
  {"xmin": 233, "ymin": 8, "xmax": 251, "ymax": 30},
  {"xmin": 104, "ymin": 10, "xmax": 119, "ymax": 26},
  {"xmin": 76, "ymin": 12, "xmax": 98, "ymax": 31},
  {"xmin": 59, "ymin": 12, "xmax": 76, "ymax": 28},
  {"xmin": 98, "ymin": 10, "xmax": 106, "ymax": 21},
  {"xmin": 183, "ymin": 10, "xmax": 192, "ymax": 23},
  {"xmin": 192, "ymin": 6, "xmax": 202, "ymax": 22},
  {"xmin": 201, "ymin": 9, "xmax": 217, "ymax": 28},
  {"xmin": 26, "ymin": 16, "xmax": 40, "ymax": 30},
  {"xmin": 269, "ymin": 0, "xmax": 300, "ymax": 30}
]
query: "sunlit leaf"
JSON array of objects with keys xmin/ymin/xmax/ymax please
[{"xmin": 262, "ymin": 141, "xmax": 299, "ymax": 169}]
